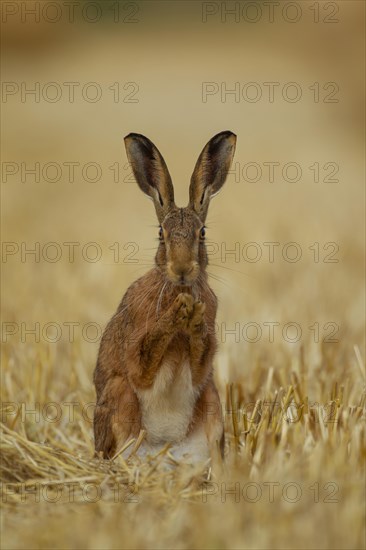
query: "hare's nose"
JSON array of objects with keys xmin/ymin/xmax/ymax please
[
  {"xmin": 167, "ymin": 261, "xmax": 198, "ymax": 285},
  {"xmin": 176, "ymin": 266, "xmax": 194, "ymax": 285},
  {"xmin": 180, "ymin": 266, "xmax": 194, "ymax": 276}
]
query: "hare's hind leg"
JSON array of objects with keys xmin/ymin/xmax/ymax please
[
  {"xmin": 198, "ymin": 381, "xmax": 224, "ymax": 455},
  {"xmin": 184, "ymin": 381, "xmax": 224, "ymax": 463},
  {"xmin": 94, "ymin": 376, "xmax": 140, "ymax": 458}
]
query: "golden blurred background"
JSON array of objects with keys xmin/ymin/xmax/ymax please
[{"xmin": 1, "ymin": 1, "xmax": 365, "ymax": 549}]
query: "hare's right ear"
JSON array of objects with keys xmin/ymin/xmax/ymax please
[{"xmin": 124, "ymin": 133, "xmax": 175, "ymax": 223}]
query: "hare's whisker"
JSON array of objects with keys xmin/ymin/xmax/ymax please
[
  {"xmin": 128, "ymin": 281, "xmax": 161, "ymax": 320},
  {"xmin": 156, "ymin": 281, "xmax": 168, "ymax": 317},
  {"xmin": 209, "ymin": 262, "xmax": 252, "ymax": 278},
  {"xmin": 206, "ymin": 271, "xmax": 232, "ymax": 290}
]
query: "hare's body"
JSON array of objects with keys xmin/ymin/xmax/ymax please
[{"xmin": 93, "ymin": 131, "xmax": 236, "ymax": 461}]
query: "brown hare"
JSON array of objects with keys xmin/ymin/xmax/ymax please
[{"xmin": 93, "ymin": 131, "xmax": 236, "ymax": 462}]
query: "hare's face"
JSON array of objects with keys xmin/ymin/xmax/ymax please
[
  {"xmin": 124, "ymin": 131, "xmax": 236, "ymax": 285},
  {"xmin": 160, "ymin": 207, "xmax": 205, "ymax": 286}
]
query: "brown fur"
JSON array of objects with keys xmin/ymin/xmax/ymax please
[{"xmin": 93, "ymin": 131, "xmax": 236, "ymax": 459}]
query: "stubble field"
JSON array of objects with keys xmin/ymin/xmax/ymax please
[{"xmin": 1, "ymin": 2, "xmax": 365, "ymax": 548}]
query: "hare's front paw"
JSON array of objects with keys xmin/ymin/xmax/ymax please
[
  {"xmin": 188, "ymin": 300, "xmax": 206, "ymax": 335},
  {"xmin": 172, "ymin": 294, "xmax": 206, "ymax": 334},
  {"xmin": 173, "ymin": 293, "xmax": 194, "ymax": 330}
]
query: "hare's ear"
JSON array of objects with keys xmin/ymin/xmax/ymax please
[
  {"xmin": 189, "ymin": 131, "xmax": 236, "ymax": 222},
  {"xmin": 124, "ymin": 133, "xmax": 175, "ymax": 222}
]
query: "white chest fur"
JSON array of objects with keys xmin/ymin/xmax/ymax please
[{"xmin": 137, "ymin": 359, "xmax": 198, "ymax": 445}]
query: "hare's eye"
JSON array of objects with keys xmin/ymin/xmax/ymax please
[
  {"xmin": 200, "ymin": 227, "xmax": 206, "ymax": 239},
  {"xmin": 158, "ymin": 226, "xmax": 163, "ymax": 239}
]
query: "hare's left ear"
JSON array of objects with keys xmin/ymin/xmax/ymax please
[{"xmin": 189, "ymin": 131, "xmax": 236, "ymax": 222}]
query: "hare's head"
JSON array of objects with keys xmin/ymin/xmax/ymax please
[{"xmin": 124, "ymin": 131, "xmax": 236, "ymax": 286}]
